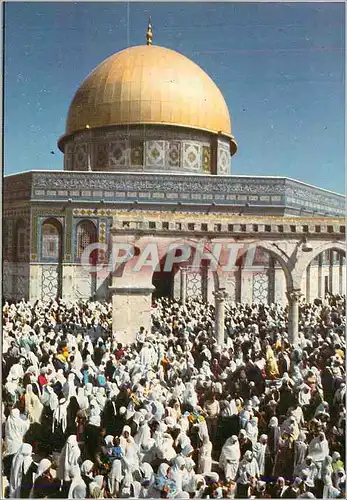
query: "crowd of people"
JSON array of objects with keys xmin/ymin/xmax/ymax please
[{"xmin": 1, "ymin": 292, "xmax": 346, "ymax": 499}]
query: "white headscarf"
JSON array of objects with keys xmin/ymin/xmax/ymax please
[
  {"xmin": 34, "ymin": 458, "xmax": 52, "ymax": 480},
  {"xmin": 68, "ymin": 465, "xmax": 87, "ymax": 499},
  {"xmin": 81, "ymin": 459, "xmax": 94, "ymax": 477}
]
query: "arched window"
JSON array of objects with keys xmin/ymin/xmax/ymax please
[
  {"xmin": 75, "ymin": 220, "xmax": 97, "ymax": 261},
  {"xmin": 41, "ymin": 219, "xmax": 62, "ymax": 262}
]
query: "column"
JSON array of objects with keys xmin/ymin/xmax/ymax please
[
  {"xmin": 286, "ymin": 289, "xmax": 303, "ymax": 346},
  {"xmin": 240, "ymin": 267, "xmax": 253, "ymax": 303},
  {"xmin": 110, "ymin": 285, "xmax": 155, "ymax": 344},
  {"xmin": 339, "ymin": 254, "xmax": 344, "ymax": 294},
  {"xmin": 328, "ymin": 250, "xmax": 333, "ymax": 293},
  {"xmin": 213, "ymin": 288, "xmax": 228, "ymax": 346},
  {"xmin": 306, "ymin": 264, "xmax": 311, "ymax": 303},
  {"xmin": 318, "ymin": 253, "xmax": 323, "ymax": 297},
  {"xmin": 330, "ymin": 251, "xmax": 339, "ymax": 294},
  {"xmin": 180, "ymin": 267, "xmax": 187, "ymax": 303},
  {"xmin": 268, "ymin": 256, "xmax": 275, "ymax": 304}
]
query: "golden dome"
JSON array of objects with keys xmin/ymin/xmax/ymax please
[{"xmin": 65, "ymin": 44, "xmax": 232, "ymax": 138}]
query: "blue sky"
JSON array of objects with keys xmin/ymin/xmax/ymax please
[{"xmin": 4, "ymin": 2, "xmax": 345, "ymax": 194}]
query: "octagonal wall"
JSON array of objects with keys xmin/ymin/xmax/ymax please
[{"xmin": 61, "ymin": 126, "xmax": 232, "ymax": 175}]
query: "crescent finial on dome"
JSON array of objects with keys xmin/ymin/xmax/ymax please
[{"xmin": 146, "ymin": 17, "xmax": 153, "ymax": 46}]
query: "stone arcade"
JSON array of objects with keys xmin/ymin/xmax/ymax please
[{"xmin": 4, "ymin": 24, "xmax": 345, "ymax": 345}]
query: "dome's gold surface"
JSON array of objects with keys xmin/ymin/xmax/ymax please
[{"xmin": 65, "ymin": 45, "xmax": 232, "ymax": 137}]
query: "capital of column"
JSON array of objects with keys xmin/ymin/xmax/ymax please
[
  {"xmin": 286, "ymin": 289, "xmax": 303, "ymax": 302},
  {"xmin": 213, "ymin": 288, "xmax": 228, "ymax": 303}
]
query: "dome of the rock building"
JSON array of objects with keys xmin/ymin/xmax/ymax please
[{"xmin": 64, "ymin": 45, "xmax": 232, "ymax": 137}]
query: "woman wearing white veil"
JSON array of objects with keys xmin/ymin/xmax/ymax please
[
  {"xmin": 198, "ymin": 435, "xmax": 212, "ymax": 474},
  {"xmin": 134, "ymin": 416, "xmax": 151, "ymax": 452},
  {"xmin": 245, "ymin": 416, "xmax": 259, "ymax": 445},
  {"xmin": 120, "ymin": 425, "xmax": 141, "ymax": 474},
  {"xmin": 41, "ymin": 385, "xmax": 58, "ymax": 411},
  {"xmin": 25, "ymin": 384, "xmax": 44, "ymax": 424},
  {"xmin": 9, "ymin": 443, "xmax": 37, "ymax": 498},
  {"xmin": 56, "ymin": 434, "xmax": 81, "ymax": 481},
  {"xmin": 68, "ymin": 465, "xmax": 87, "ymax": 499},
  {"xmin": 62, "ymin": 372, "xmax": 77, "ymax": 401},
  {"xmin": 4, "ymin": 408, "xmax": 30, "ymax": 457},
  {"xmin": 308, "ymin": 431, "xmax": 330, "ymax": 479},
  {"xmin": 294, "ymin": 432, "xmax": 308, "ymax": 474},
  {"xmin": 219, "ymin": 435, "xmax": 241, "ymax": 481}
]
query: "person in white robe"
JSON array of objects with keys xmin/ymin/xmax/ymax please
[
  {"xmin": 236, "ymin": 451, "xmax": 260, "ymax": 497},
  {"xmin": 245, "ymin": 416, "xmax": 259, "ymax": 445},
  {"xmin": 25, "ymin": 384, "xmax": 43, "ymax": 424},
  {"xmin": 294, "ymin": 432, "xmax": 308, "ymax": 474},
  {"xmin": 9, "ymin": 443, "xmax": 35, "ymax": 498},
  {"xmin": 62, "ymin": 372, "xmax": 77, "ymax": 401},
  {"xmin": 120, "ymin": 425, "xmax": 141, "ymax": 473},
  {"xmin": 68, "ymin": 465, "xmax": 87, "ymax": 499},
  {"xmin": 56, "ymin": 434, "xmax": 81, "ymax": 481},
  {"xmin": 219, "ymin": 435, "xmax": 241, "ymax": 481},
  {"xmin": 253, "ymin": 435, "xmax": 268, "ymax": 477},
  {"xmin": 308, "ymin": 432, "xmax": 330, "ymax": 479},
  {"xmin": 198, "ymin": 435, "xmax": 212, "ymax": 474},
  {"xmin": 139, "ymin": 342, "xmax": 156, "ymax": 368},
  {"xmin": 134, "ymin": 418, "xmax": 152, "ymax": 453},
  {"xmin": 169, "ymin": 455, "xmax": 186, "ymax": 492},
  {"xmin": 5, "ymin": 408, "xmax": 30, "ymax": 457}
]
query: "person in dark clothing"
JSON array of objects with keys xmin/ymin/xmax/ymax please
[
  {"xmin": 105, "ymin": 359, "xmax": 116, "ymax": 381},
  {"xmin": 239, "ymin": 430, "xmax": 253, "ymax": 458},
  {"xmin": 19, "ymin": 460, "xmax": 38, "ymax": 498},
  {"xmin": 277, "ymin": 383, "xmax": 296, "ymax": 417},
  {"xmin": 113, "ymin": 407, "xmax": 128, "ymax": 438},
  {"xmin": 101, "ymin": 399, "xmax": 118, "ymax": 436},
  {"xmin": 32, "ymin": 460, "xmax": 57, "ymax": 499},
  {"xmin": 84, "ymin": 420, "xmax": 102, "ymax": 463},
  {"xmin": 93, "ymin": 342, "xmax": 104, "ymax": 367},
  {"xmin": 66, "ymin": 396, "xmax": 80, "ymax": 436},
  {"xmin": 114, "ymin": 387, "xmax": 130, "ymax": 411}
]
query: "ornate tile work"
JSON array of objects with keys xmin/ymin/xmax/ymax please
[
  {"xmin": 202, "ymin": 145, "xmax": 211, "ymax": 173},
  {"xmin": 74, "ymin": 143, "xmax": 88, "ymax": 170},
  {"xmin": 109, "ymin": 140, "xmax": 128, "ymax": 167},
  {"xmin": 7, "ymin": 171, "xmax": 342, "ymax": 216},
  {"xmin": 166, "ymin": 141, "xmax": 181, "ymax": 168},
  {"xmin": 145, "ymin": 141, "xmax": 165, "ymax": 167},
  {"xmin": 73, "ymin": 208, "xmax": 95, "ymax": 217},
  {"xmin": 95, "ymin": 143, "xmax": 109, "ymax": 169},
  {"xmin": 41, "ymin": 264, "xmax": 61, "ymax": 300},
  {"xmin": 99, "ymin": 220, "xmax": 107, "ymax": 244},
  {"xmin": 130, "ymin": 140, "xmax": 144, "ymax": 166},
  {"xmin": 252, "ymin": 272, "xmax": 269, "ymax": 304},
  {"xmin": 183, "ymin": 143, "xmax": 201, "ymax": 171},
  {"xmin": 217, "ymin": 147, "xmax": 230, "ymax": 175}
]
